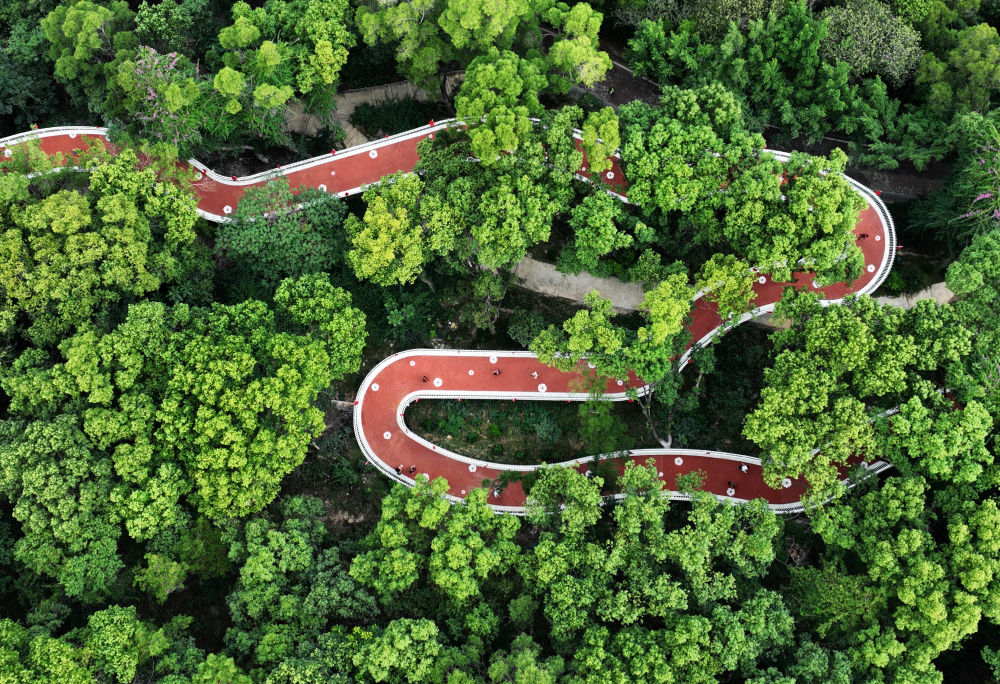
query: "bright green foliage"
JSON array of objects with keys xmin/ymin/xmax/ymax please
[
  {"xmin": 878, "ymin": 396, "xmax": 993, "ymax": 484},
  {"xmin": 346, "ymin": 173, "xmax": 443, "ymax": 286},
  {"xmin": 893, "ymin": 0, "xmax": 936, "ymax": 22},
  {"xmin": 41, "ymin": 0, "xmax": 136, "ymax": 114},
  {"xmin": 355, "ymin": 0, "xmax": 609, "ymax": 92},
  {"xmin": 520, "ymin": 463, "xmax": 792, "ymax": 676},
  {"xmin": 217, "ymin": 177, "xmax": 348, "ymax": 291},
  {"xmin": 525, "ymin": 464, "xmax": 605, "ymax": 535},
  {"xmin": 695, "ymin": 253, "xmax": 755, "ymax": 323},
  {"xmin": 820, "ymin": 0, "xmax": 923, "ymax": 87},
  {"xmin": 580, "ymin": 106, "xmax": 619, "ymax": 175},
  {"xmin": 0, "ymin": 619, "xmax": 95, "ymax": 683},
  {"xmin": 437, "ymin": 0, "xmax": 529, "ymax": 52},
  {"xmin": 225, "ymin": 496, "xmax": 377, "ymax": 667},
  {"xmin": 542, "ymin": 2, "xmax": 612, "ymax": 94},
  {"xmin": 351, "ymin": 618, "xmax": 449, "ymax": 683},
  {"xmin": 455, "ymin": 49, "xmax": 546, "ymax": 162},
  {"xmin": 191, "ymin": 654, "xmax": 253, "ymax": 684},
  {"xmin": 134, "ymin": 552, "xmax": 188, "ymax": 604},
  {"xmin": 84, "ymin": 605, "xmax": 170, "ymax": 682},
  {"xmin": 206, "ymin": 0, "xmax": 354, "ymax": 144},
  {"xmin": 2, "ymin": 277, "xmax": 365, "ymax": 534},
  {"xmin": 620, "ymin": 84, "xmax": 864, "ymax": 284},
  {"xmin": 918, "ymin": 23, "xmax": 1000, "ymax": 116},
  {"xmin": 620, "ymin": 83, "xmax": 753, "ymax": 216},
  {"xmin": 355, "ymin": 0, "xmax": 528, "ymax": 90},
  {"xmin": 809, "ymin": 470, "xmax": 1000, "ymax": 681},
  {"xmin": 744, "ymin": 293, "xmax": 971, "ymax": 494},
  {"xmin": 627, "ymin": 0, "xmax": 856, "ymax": 142},
  {"xmin": 0, "ymin": 148, "xmax": 200, "ymax": 346},
  {"xmin": 532, "ymin": 281, "xmax": 692, "ymax": 386},
  {"xmin": 351, "ymin": 477, "xmax": 520, "ymax": 614},
  {"xmin": 355, "ymin": 0, "xmax": 453, "ymax": 90},
  {"xmin": 349, "ymin": 109, "xmax": 579, "ymax": 286},
  {"xmin": 565, "ymin": 192, "xmax": 633, "ymax": 273},
  {"xmin": 0, "ymin": 417, "xmax": 124, "ymax": 600},
  {"xmin": 487, "ymin": 634, "xmax": 565, "ymax": 683},
  {"xmin": 946, "ymin": 230, "xmax": 1000, "ymax": 418},
  {"xmin": 744, "ymin": 149, "xmax": 864, "ymax": 285}
]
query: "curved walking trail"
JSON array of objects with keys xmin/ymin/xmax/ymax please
[{"xmin": 1, "ymin": 122, "xmax": 894, "ymax": 514}]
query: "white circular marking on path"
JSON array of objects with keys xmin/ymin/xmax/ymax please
[
  {"xmin": 369, "ymin": 150, "xmax": 378, "ymax": 159},
  {"xmin": 428, "ymin": 133, "xmax": 434, "ymax": 139},
  {"xmin": 782, "ymin": 478, "xmax": 793, "ymax": 488},
  {"xmin": 468, "ymin": 464, "xmax": 477, "ymax": 472},
  {"xmin": 330, "ymin": 170, "xmax": 336, "ymax": 176},
  {"xmin": 318, "ymin": 184, "xmax": 327, "ymax": 192},
  {"xmin": 223, "ymin": 205, "xmax": 233, "ymax": 215},
  {"xmin": 433, "ymin": 378, "xmax": 443, "ymax": 387},
  {"xmin": 726, "ymin": 487, "xmax": 736, "ymax": 496},
  {"xmin": 617, "ymin": 380, "xmax": 624, "ymax": 386},
  {"xmin": 468, "ymin": 370, "xmax": 474, "ymax": 376},
  {"xmin": 489, "ymin": 356, "xmax": 497, "ymax": 364},
  {"xmin": 69, "ymin": 132, "xmax": 77, "ymax": 138},
  {"xmin": 866, "ymin": 264, "xmax": 876, "ymax": 273},
  {"xmin": 811, "ymin": 280, "xmax": 820, "ymax": 288},
  {"xmin": 538, "ymin": 384, "xmax": 547, "ymax": 392},
  {"xmin": 461, "ymin": 489, "xmax": 466, "ymax": 495},
  {"xmin": 383, "ymin": 431, "xmax": 391, "ymax": 440},
  {"xmin": 861, "ymin": 461, "xmax": 869, "ymax": 469},
  {"xmin": 674, "ymin": 457, "xmax": 684, "ymax": 466},
  {"xmin": 587, "ymin": 362, "xmax": 596, "ymax": 369},
  {"xmin": 371, "ymin": 383, "xmax": 380, "ymax": 392},
  {"xmin": 605, "ymin": 171, "xmax": 615, "ymax": 180},
  {"xmin": 658, "ymin": 471, "xmax": 664, "ymax": 477},
  {"xmin": 758, "ymin": 276, "xmax": 767, "ymax": 284},
  {"xmin": 409, "ymin": 360, "xmax": 416, "ymax": 366},
  {"xmin": 875, "ymin": 235, "xmax": 881, "ymax": 241}
]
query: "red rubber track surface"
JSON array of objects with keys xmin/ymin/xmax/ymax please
[{"xmin": 0, "ymin": 123, "xmax": 893, "ymax": 513}]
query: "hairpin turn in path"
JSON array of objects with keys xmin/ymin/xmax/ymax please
[{"xmin": 0, "ymin": 121, "xmax": 895, "ymax": 514}]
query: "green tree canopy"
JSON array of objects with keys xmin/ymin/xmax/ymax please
[
  {"xmin": 0, "ymin": 276, "xmax": 365, "ymax": 594},
  {"xmin": 0, "ymin": 145, "xmax": 202, "ymax": 346},
  {"xmin": 744, "ymin": 292, "xmax": 971, "ymax": 494}
]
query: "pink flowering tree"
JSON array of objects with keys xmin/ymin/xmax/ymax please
[
  {"xmin": 954, "ymin": 117, "xmax": 1000, "ymax": 239},
  {"xmin": 112, "ymin": 46, "xmax": 206, "ymax": 157}
]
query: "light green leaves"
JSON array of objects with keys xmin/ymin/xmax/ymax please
[
  {"xmin": 213, "ymin": 66, "xmax": 245, "ymax": 96},
  {"xmin": 0, "ymin": 148, "xmax": 199, "ymax": 346},
  {"xmin": 346, "ymin": 173, "xmax": 429, "ymax": 287}
]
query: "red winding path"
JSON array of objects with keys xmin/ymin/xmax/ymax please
[{"xmin": 0, "ymin": 122, "xmax": 895, "ymax": 514}]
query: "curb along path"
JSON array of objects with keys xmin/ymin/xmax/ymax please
[{"xmin": 0, "ymin": 122, "xmax": 895, "ymax": 514}]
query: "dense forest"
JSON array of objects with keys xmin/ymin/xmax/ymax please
[{"xmin": 4, "ymin": 0, "xmax": 1000, "ymax": 682}]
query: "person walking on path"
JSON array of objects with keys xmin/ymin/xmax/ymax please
[
  {"xmin": 421, "ymin": 376, "xmax": 428, "ymax": 383},
  {"xmin": 492, "ymin": 369, "xmax": 502, "ymax": 376},
  {"xmin": 408, "ymin": 465, "xmax": 416, "ymax": 474},
  {"xmin": 739, "ymin": 463, "xmax": 749, "ymax": 474},
  {"xmin": 396, "ymin": 465, "xmax": 403, "ymax": 475},
  {"xmin": 530, "ymin": 371, "xmax": 540, "ymax": 379}
]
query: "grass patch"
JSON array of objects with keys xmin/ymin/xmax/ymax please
[
  {"xmin": 406, "ymin": 398, "xmax": 655, "ymax": 465},
  {"xmin": 350, "ymin": 96, "xmax": 451, "ymax": 138}
]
